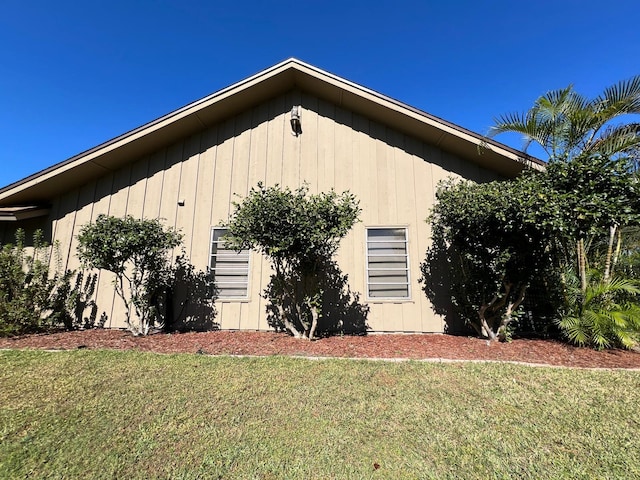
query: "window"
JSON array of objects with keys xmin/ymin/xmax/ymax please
[
  {"xmin": 209, "ymin": 228, "xmax": 250, "ymax": 299},
  {"xmin": 366, "ymin": 227, "xmax": 410, "ymax": 299}
]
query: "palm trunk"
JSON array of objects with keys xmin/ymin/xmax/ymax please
[
  {"xmin": 603, "ymin": 224, "xmax": 617, "ymax": 283},
  {"xmin": 577, "ymin": 239, "xmax": 587, "ymax": 293},
  {"xmin": 612, "ymin": 227, "xmax": 622, "ymax": 276}
]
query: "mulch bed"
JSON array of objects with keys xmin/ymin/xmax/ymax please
[{"xmin": 1, "ymin": 329, "xmax": 639, "ymax": 369}]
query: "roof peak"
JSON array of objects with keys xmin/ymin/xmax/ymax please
[{"xmin": 0, "ymin": 58, "xmax": 541, "ymax": 205}]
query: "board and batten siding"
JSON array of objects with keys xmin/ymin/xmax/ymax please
[{"xmin": 46, "ymin": 90, "xmax": 499, "ymax": 333}]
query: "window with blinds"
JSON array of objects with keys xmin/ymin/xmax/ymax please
[
  {"xmin": 366, "ymin": 227, "xmax": 410, "ymax": 299},
  {"xmin": 209, "ymin": 228, "xmax": 250, "ymax": 299}
]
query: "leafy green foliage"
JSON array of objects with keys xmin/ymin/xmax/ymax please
[
  {"xmin": 616, "ymin": 226, "xmax": 640, "ymax": 279},
  {"xmin": 77, "ymin": 215, "xmax": 182, "ymax": 335},
  {"xmin": 488, "ymin": 76, "xmax": 640, "ymax": 349},
  {"xmin": 0, "ymin": 230, "xmax": 108, "ymax": 336},
  {"xmin": 0, "ymin": 230, "xmax": 55, "ymax": 335},
  {"xmin": 557, "ymin": 272, "xmax": 640, "ymax": 349},
  {"xmin": 225, "ymin": 183, "xmax": 361, "ymax": 339},
  {"xmin": 489, "ymin": 75, "xmax": 640, "ymax": 161},
  {"xmin": 423, "ymin": 156, "xmax": 640, "ymax": 346},
  {"xmin": 421, "ymin": 174, "xmax": 563, "ymax": 340},
  {"xmin": 544, "ymin": 155, "xmax": 640, "ymax": 240},
  {"xmin": 225, "ymin": 183, "xmax": 360, "ymax": 263}
]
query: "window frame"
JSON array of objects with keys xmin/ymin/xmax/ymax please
[
  {"xmin": 365, "ymin": 226, "xmax": 411, "ymax": 301},
  {"xmin": 209, "ymin": 227, "xmax": 251, "ymax": 301}
]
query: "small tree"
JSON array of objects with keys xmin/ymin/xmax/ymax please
[
  {"xmin": 225, "ymin": 183, "xmax": 361, "ymax": 339},
  {"xmin": 543, "ymin": 154, "xmax": 640, "ymax": 348},
  {"xmin": 77, "ymin": 215, "xmax": 181, "ymax": 335},
  {"xmin": 543, "ymin": 154, "xmax": 640, "ymax": 287},
  {"xmin": 423, "ymin": 154, "xmax": 640, "ymax": 347},
  {"xmin": 421, "ymin": 174, "xmax": 563, "ymax": 341}
]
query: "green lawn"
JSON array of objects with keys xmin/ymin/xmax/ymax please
[{"xmin": 1, "ymin": 350, "xmax": 639, "ymax": 479}]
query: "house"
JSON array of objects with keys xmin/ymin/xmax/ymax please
[{"xmin": 0, "ymin": 59, "xmax": 542, "ymax": 333}]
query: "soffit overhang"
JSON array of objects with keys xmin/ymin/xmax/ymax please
[{"xmin": 0, "ymin": 206, "xmax": 50, "ymax": 222}]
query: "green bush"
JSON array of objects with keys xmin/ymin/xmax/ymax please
[
  {"xmin": 557, "ymin": 272, "xmax": 640, "ymax": 349},
  {"xmin": 76, "ymin": 215, "xmax": 179, "ymax": 335},
  {"xmin": 0, "ymin": 229, "xmax": 103, "ymax": 336},
  {"xmin": 225, "ymin": 183, "xmax": 361, "ymax": 339},
  {"xmin": 0, "ymin": 230, "xmax": 58, "ymax": 336}
]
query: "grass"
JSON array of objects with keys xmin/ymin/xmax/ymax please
[{"xmin": 0, "ymin": 350, "xmax": 639, "ymax": 479}]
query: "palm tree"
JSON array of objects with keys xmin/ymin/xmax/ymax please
[
  {"xmin": 489, "ymin": 76, "xmax": 640, "ymax": 288},
  {"xmin": 557, "ymin": 271, "xmax": 640, "ymax": 349},
  {"xmin": 489, "ymin": 76, "xmax": 640, "ymax": 348},
  {"xmin": 488, "ymin": 75, "xmax": 640, "ymax": 162}
]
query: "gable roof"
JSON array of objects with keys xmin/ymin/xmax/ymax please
[{"xmin": 0, "ymin": 58, "xmax": 543, "ymax": 206}]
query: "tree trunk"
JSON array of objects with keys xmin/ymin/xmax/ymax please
[
  {"xmin": 294, "ymin": 302, "xmax": 310, "ymax": 337},
  {"xmin": 469, "ymin": 320, "xmax": 484, "ymax": 338},
  {"xmin": 478, "ymin": 304, "xmax": 498, "ymax": 342},
  {"xmin": 477, "ymin": 284, "xmax": 513, "ymax": 342},
  {"xmin": 308, "ymin": 304, "xmax": 319, "ymax": 341},
  {"xmin": 577, "ymin": 239, "xmax": 587, "ymax": 293},
  {"xmin": 612, "ymin": 227, "xmax": 622, "ymax": 276},
  {"xmin": 278, "ymin": 304, "xmax": 304, "ymax": 339},
  {"xmin": 115, "ymin": 275, "xmax": 136, "ymax": 334},
  {"xmin": 603, "ymin": 224, "xmax": 617, "ymax": 283},
  {"xmin": 498, "ymin": 284, "xmax": 527, "ymax": 341}
]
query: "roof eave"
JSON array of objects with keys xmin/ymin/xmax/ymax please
[{"xmin": 0, "ymin": 206, "xmax": 50, "ymax": 222}]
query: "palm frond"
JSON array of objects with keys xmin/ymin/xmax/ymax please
[
  {"xmin": 581, "ymin": 309, "xmax": 611, "ymax": 349},
  {"xmin": 489, "ymin": 85, "xmax": 595, "ymax": 159},
  {"xmin": 536, "ymin": 85, "xmax": 589, "ymax": 120},
  {"xmin": 586, "ymin": 123, "xmax": 640, "ymax": 157},
  {"xmin": 491, "ymin": 77, "xmax": 640, "ymax": 163},
  {"xmin": 488, "ymin": 112, "xmax": 530, "ymax": 137},
  {"xmin": 614, "ymin": 329, "xmax": 639, "ymax": 349},
  {"xmin": 593, "ymin": 75, "xmax": 640, "ymax": 117},
  {"xmin": 557, "ymin": 315, "xmax": 588, "ymax": 346},
  {"xmin": 604, "ymin": 276, "xmax": 640, "ymax": 296},
  {"xmin": 488, "ymin": 111, "xmax": 554, "ymax": 154},
  {"xmin": 557, "ymin": 273, "xmax": 640, "ymax": 349}
]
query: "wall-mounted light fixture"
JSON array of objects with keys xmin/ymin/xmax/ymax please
[{"xmin": 290, "ymin": 106, "xmax": 302, "ymax": 136}]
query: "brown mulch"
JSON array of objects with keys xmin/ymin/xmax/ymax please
[{"xmin": 2, "ymin": 329, "xmax": 640, "ymax": 369}]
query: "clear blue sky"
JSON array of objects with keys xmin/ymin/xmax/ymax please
[{"xmin": 1, "ymin": 0, "xmax": 638, "ymax": 188}]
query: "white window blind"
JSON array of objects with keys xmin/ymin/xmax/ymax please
[
  {"xmin": 366, "ymin": 227, "xmax": 410, "ymax": 299},
  {"xmin": 209, "ymin": 228, "xmax": 250, "ymax": 299}
]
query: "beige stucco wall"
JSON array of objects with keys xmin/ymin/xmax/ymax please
[{"xmin": 45, "ymin": 90, "xmax": 499, "ymax": 332}]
